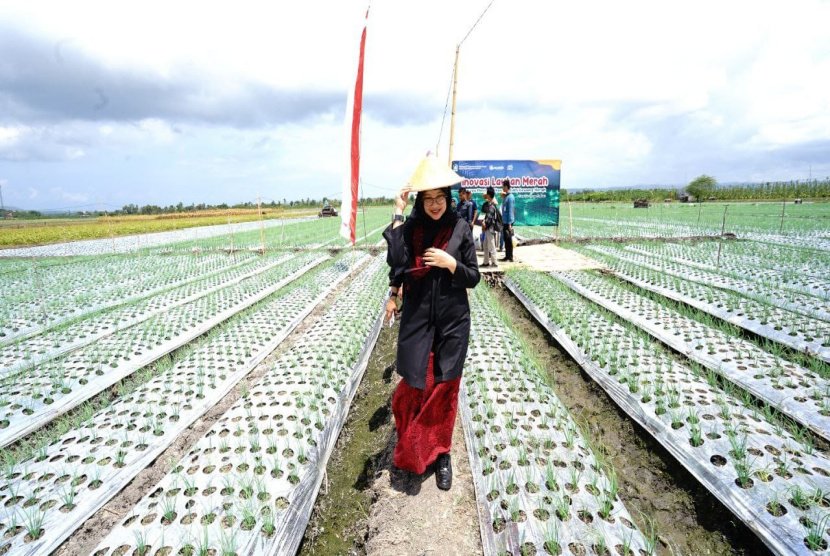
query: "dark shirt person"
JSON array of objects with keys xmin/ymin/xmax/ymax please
[
  {"xmin": 468, "ymin": 189, "xmax": 478, "ymax": 230},
  {"xmin": 456, "ymin": 187, "xmax": 472, "ymax": 224},
  {"xmin": 500, "ymin": 179, "xmax": 516, "ymax": 262}
]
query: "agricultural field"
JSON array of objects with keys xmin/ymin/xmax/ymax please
[
  {"xmin": 0, "ymin": 208, "xmax": 318, "ymax": 249},
  {"xmin": 517, "ymin": 200, "xmax": 830, "ymax": 242},
  {"xmin": 0, "ymin": 200, "xmax": 828, "ymax": 556},
  {"xmin": 0, "ymin": 207, "xmax": 391, "ymax": 257}
]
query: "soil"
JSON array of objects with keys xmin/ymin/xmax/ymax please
[
  {"xmin": 510, "ymin": 242, "xmax": 605, "ymax": 272},
  {"xmin": 360, "ymin": 409, "xmax": 481, "ymax": 555},
  {"xmin": 492, "ymin": 283, "xmax": 773, "ymax": 556},
  {"xmin": 298, "ymin": 323, "xmax": 399, "ymax": 555},
  {"xmin": 53, "ymin": 271, "xmax": 356, "ymax": 556},
  {"xmin": 299, "ymin": 323, "xmax": 482, "ymax": 556}
]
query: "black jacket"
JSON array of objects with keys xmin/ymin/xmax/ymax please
[{"xmin": 383, "ymin": 218, "xmax": 480, "ymax": 389}]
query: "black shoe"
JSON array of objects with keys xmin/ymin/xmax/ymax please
[
  {"xmin": 435, "ymin": 453, "xmax": 452, "ymax": 490},
  {"xmin": 499, "ymin": 257, "xmax": 513, "ymax": 262}
]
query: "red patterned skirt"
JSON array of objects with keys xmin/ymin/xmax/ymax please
[{"xmin": 391, "ymin": 353, "xmax": 462, "ymax": 475}]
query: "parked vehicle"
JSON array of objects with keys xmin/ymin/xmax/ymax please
[{"xmin": 318, "ymin": 203, "xmax": 338, "ymax": 217}]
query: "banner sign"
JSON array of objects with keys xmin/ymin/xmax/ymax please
[{"xmin": 451, "ymin": 159, "xmax": 561, "ymax": 226}]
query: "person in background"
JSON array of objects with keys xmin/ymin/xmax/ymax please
[
  {"xmin": 480, "ymin": 186, "xmax": 500, "ymax": 267},
  {"xmin": 498, "ymin": 189, "xmax": 506, "ymax": 252},
  {"xmin": 468, "ymin": 189, "xmax": 478, "ymax": 232},
  {"xmin": 500, "ymin": 179, "xmax": 515, "ymax": 262},
  {"xmin": 383, "ymin": 154, "xmax": 481, "ymax": 491},
  {"xmin": 456, "ymin": 187, "xmax": 471, "ymax": 225}
]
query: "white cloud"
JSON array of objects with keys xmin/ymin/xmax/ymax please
[
  {"xmin": 137, "ymin": 119, "xmax": 176, "ymax": 144},
  {"xmin": 0, "ymin": 126, "xmax": 24, "ymax": 145},
  {"xmin": 66, "ymin": 147, "xmax": 85, "ymax": 160},
  {"xmin": 0, "ymin": 0, "xmax": 828, "ymax": 208},
  {"xmin": 48, "ymin": 186, "xmax": 88, "ymax": 204}
]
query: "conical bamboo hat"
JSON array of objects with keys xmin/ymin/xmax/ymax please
[{"xmin": 406, "ymin": 153, "xmax": 464, "ymax": 192}]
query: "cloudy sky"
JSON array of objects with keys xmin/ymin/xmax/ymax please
[{"xmin": 1, "ymin": 0, "xmax": 828, "ymax": 211}]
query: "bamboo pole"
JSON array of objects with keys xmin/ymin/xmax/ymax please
[
  {"xmin": 779, "ymin": 199, "xmax": 786, "ymax": 233},
  {"xmin": 257, "ymin": 196, "xmax": 265, "ymax": 253},
  {"xmin": 228, "ymin": 207, "xmax": 236, "ymax": 259},
  {"xmin": 448, "ymin": 46, "xmax": 460, "ymax": 167},
  {"xmin": 568, "ymin": 201, "xmax": 574, "ymax": 240},
  {"xmin": 716, "ymin": 205, "xmax": 728, "ymax": 269}
]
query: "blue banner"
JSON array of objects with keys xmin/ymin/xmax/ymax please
[{"xmin": 451, "ymin": 159, "xmax": 561, "ymax": 226}]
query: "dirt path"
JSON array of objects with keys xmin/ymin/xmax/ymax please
[
  {"xmin": 300, "ymin": 322, "xmax": 482, "ymax": 555},
  {"xmin": 299, "ymin": 324, "xmax": 400, "ymax": 555},
  {"xmin": 362, "ymin": 408, "xmax": 481, "ymax": 556},
  {"xmin": 476, "ymin": 241, "xmax": 603, "ymax": 275}
]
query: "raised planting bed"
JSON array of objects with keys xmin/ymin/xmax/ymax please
[
  {"xmin": 0, "ymin": 253, "xmax": 327, "ymax": 448},
  {"xmin": 0, "ymin": 251, "xmax": 370, "ymax": 555},
  {"xmin": 90, "ymin": 256, "xmax": 387, "ymax": 556},
  {"xmin": 0, "ymin": 253, "xmax": 293, "ymax": 374},
  {"xmin": 155, "ymin": 207, "xmax": 390, "ymax": 253},
  {"xmin": 620, "ymin": 242, "xmax": 829, "ymax": 298},
  {"xmin": 576, "ymin": 248, "xmax": 830, "ymax": 363},
  {"xmin": 745, "ymin": 232, "xmax": 830, "ymax": 254},
  {"xmin": 584, "ymin": 244, "xmax": 830, "ymax": 323},
  {"xmin": 0, "ymin": 252, "xmax": 259, "ymax": 345},
  {"xmin": 554, "ymin": 270, "xmax": 830, "ymax": 443},
  {"xmin": 460, "ymin": 285, "xmax": 652, "ymax": 556},
  {"xmin": 507, "ymin": 269, "xmax": 830, "ymax": 555}
]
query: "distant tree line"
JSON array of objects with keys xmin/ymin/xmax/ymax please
[
  {"xmin": 5, "ymin": 196, "xmax": 397, "ymax": 220},
  {"xmin": 3, "ymin": 209, "xmax": 43, "ymax": 218},
  {"xmin": 562, "ymin": 178, "xmax": 830, "ymax": 202},
  {"xmin": 113, "ymin": 196, "xmax": 395, "ymax": 216},
  {"xmin": 11, "ymin": 177, "xmax": 830, "ymax": 221}
]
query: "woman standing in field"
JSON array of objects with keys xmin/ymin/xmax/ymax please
[{"xmin": 382, "ymin": 154, "xmax": 480, "ymax": 490}]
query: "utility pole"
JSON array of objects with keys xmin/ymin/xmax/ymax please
[{"xmin": 0, "ymin": 182, "xmax": 5, "ymax": 216}]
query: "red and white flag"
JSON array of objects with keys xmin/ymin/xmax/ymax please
[{"xmin": 340, "ymin": 4, "xmax": 370, "ymax": 244}]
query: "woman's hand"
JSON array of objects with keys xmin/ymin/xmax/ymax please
[
  {"xmin": 385, "ymin": 297, "xmax": 399, "ymax": 324},
  {"xmin": 395, "ymin": 188, "xmax": 410, "ymax": 213},
  {"xmin": 423, "ymin": 247, "xmax": 457, "ymax": 273}
]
